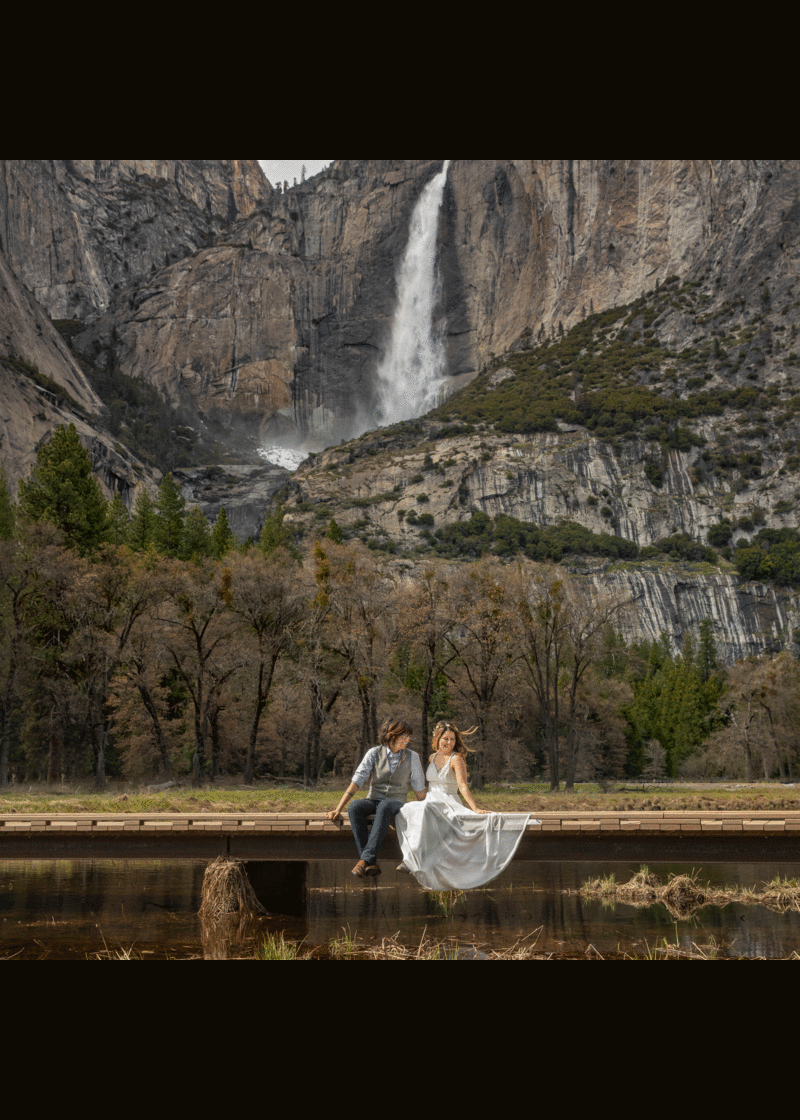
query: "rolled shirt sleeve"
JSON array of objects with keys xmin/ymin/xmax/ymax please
[{"xmin": 351, "ymin": 746, "xmax": 380, "ymax": 789}]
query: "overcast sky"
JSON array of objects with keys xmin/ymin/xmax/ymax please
[{"xmin": 258, "ymin": 160, "xmax": 333, "ymax": 187}]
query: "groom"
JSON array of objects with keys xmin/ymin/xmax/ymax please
[{"xmin": 326, "ymin": 718, "xmax": 426, "ymax": 877}]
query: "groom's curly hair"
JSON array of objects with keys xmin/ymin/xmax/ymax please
[{"xmin": 378, "ymin": 718, "xmax": 413, "ymax": 747}]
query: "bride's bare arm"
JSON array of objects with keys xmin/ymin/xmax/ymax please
[{"xmin": 451, "ymin": 755, "xmax": 488, "ymax": 813}]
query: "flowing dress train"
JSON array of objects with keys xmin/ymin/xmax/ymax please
[{"xmin": 395, "ymin": 756, "xmax": 537, "ymax": 890}]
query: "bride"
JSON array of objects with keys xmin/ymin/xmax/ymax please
[{"xmin": 395, "ymin": 721, "xmax": 536, "ymax": 891}]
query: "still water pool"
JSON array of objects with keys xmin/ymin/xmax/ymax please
[{"xmin": 1, "ymin": 860, "xmax": 798, "ymax": 959}]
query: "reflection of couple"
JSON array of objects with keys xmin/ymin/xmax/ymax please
[{"xmin": 326, "ymin": 718, "xmax": 533, "ymax": 889}]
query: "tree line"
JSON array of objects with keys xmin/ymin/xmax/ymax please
[{"xmin": 1, "ymin": 425, "xmax": 798, "ymax": 789}]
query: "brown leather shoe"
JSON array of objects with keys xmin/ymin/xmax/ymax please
[
  {"xmin": 365, "ymin": 863, "xmax": 381, "ymax": 877},
  {"xmin": 351, "ymin": 860, "xmax": 367, "ymax": 878}
]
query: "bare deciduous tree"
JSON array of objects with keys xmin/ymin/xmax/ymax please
[
  {"xmin": 228, "ymin": 550, "xmax": 305, "ymax": 784},
  {"xmin": 438, "ymin": 559, "xmax": 518, "ymax": 788},
  {"xmin": 514, "ymin": 565, "xmax": 629, "ymax": 790},
  {"xmin": 157, "ymin": 560, "xmax": 241, "ymax": 786}
]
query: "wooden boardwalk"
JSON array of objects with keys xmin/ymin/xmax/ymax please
[{"xmin": 2, "ymin": 811, "xmax": 800, "ymax": 862}]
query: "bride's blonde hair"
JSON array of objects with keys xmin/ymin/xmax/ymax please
[{"xmin": 431, "ymin": 721, "xmax": 475, "ymax": 757}]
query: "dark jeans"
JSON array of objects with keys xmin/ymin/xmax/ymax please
[{"xmin": 348, "ymin": 798, "xmax": 403, "ymax": 865}]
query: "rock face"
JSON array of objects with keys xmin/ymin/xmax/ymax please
[
  {"xmin": 0, "ymin": 160, "xmax": 267, "ymax": 321},
  {"xmin": 173, "ymin": 463, "xmax": 289, "ymax": 542},
  {"xmin": 0, "ymin": 159, "xmax": 267, "ymax": 498},
  {"xmin": 46, "ymin": 160, "xmax": 799, "ymax": 455},
  {"xmin": 585, "ymin": 566, "xmax": 799, "ymax": 666},
  {"xmin": 0, "ymin": 245, "xmax": 149, "ymax": 499},
  {"xmin": 74, "ymin": 161, "xmax": 447, "ymax": 449},
  {"xmin": 281, "ymin": 406, "xmax": 797, "ymax": 553},
  {"xmin": 381, "ymin": 553, "xmax": 799, "ymax": 666},
  {"xmin": 5, "ymin": 159, "xmax": 798, "ymax": 453},
  {"xmin": 442, "ymin": 160, "xmax": 797, "ymax": 360},
  {"xmin": 278, "ymin": 406, "xmax": 800, "ymax": 662}
]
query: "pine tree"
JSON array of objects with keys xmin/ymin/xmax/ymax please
[
  {"xmin": 128, "ymin": 489, "xmax": 156, "ymax": 552},
  {"xmin": 182, "ymin": 507, "xmax": 212, "ymax": 560},
  {"xmin": 0, "ymin": 466, "xmax": 15, "ymax": 541},
  {"xmin": 210, "ymin": 507, "xmax": 237, "ymax": 559},
  {"xmin": 324, "ymin": 518, "xmax": 343, "ymax": 544},
  {"xmin": 108, "ymin": 495, "xmax": 129, "ymax": 546},
  {"xmin": 18, "ymin": 424, "xmax": 109, "ymax": 555},
  {"xmin": 259, "ymin": 503, "xmax": 298, "ymax": 559},
  {"xmin": 697, "ymin": 618, "xmax": 718, "ymax": 683},
  {"xmin": 153, "ymin": 473, "xmax": 185, "ymax": 557}
]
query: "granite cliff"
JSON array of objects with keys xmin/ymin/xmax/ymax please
[
  {"xmin": 5, "ymin": 160, "xmax": 797, "ymax": 452},
  {"xmin": 0, "ymin": 160, "xmax": 267, "ymax": 498},
  {"xmin": 62, "ymin": 162, "xmax": 800, "ymax": 446},
  {"xmin": 0, "ymin": 160, "xmax": 266, "ymax": 321},
  {"xmin": 0, "ymin": 242, "xmax": 148, "ymax": 499}
]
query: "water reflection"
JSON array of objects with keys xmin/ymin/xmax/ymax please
[
  {"xmin": 1, "ymin": 860, "xmax": 798, "ymax": 959},
  {"xmin": 0, "ymin": 860, "xmax": 205, "ymax": 960}
]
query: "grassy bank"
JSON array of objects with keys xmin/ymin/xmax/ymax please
[{"xmin": 0, "ymin": 781, "xmax": 798, "ymax": 815}]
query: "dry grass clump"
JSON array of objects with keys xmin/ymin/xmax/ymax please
[
  {"xmin": 357, "ymin": 934, "xmax": 461, "ymax": 960},
  {"xmin": 580, "ymin": 866, "xmax": 800, "ymax": 917},
  {"xmin": 484, "ymin": 930, "xmax": 545, "ymax": 959},
  {"xmin": 325, "ymin": 927, "xmax": 548, "ymax": 960},
  {"xmin": 581, "ymin": 872, "xmax": 621, "ymax": 897},
  {"xmin": 199, "ymin": 857, "xmax": 268, "ymax": 959},
  {"xmin": 251, "ymin": 930, "xmax": 460, "ymax": 960},
  {"xmin": 759, "ymin": 876, "xmax": 800, "ymax": 912},
  {"xmin": 88, "ymin": 937, "xmax": 144, "ymax": 960},
  {"xmin": 580, "ymin": 867, "xmax": 711, "ymax": 917},
  {"xmin": 660, "ymin": 875, "xmax": 708, "ymax": 918},
  {"xmin": 253, "ymin": 927, "xmax": 548, "ymax": 960},
  {"xmin": 199, "ymin": 856, "xmax": 266, "ymax": 919},
  {"xmin": 630, "ymin": 935, "xmax": 725, "ymax": 960},
  {"xmin": 615, "ymin": 868, "xmax": 663, "ymax": 903}
]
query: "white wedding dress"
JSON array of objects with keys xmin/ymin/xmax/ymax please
[{"xmin": 395, "ymin": 755, "xmax": 536, "ymax": 891}]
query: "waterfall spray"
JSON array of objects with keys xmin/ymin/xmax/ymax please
[{"xmin": 374, "ymin": 160, "xmax": 450, "ymax": 426}]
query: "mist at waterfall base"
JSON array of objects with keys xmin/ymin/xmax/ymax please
[
  {"xmin": 257, "ymin": 446, "xmax": 308, "ymax": 471},
  {"xmin": 258, "ymin": 161, "xmax": 450, "ymax": 473}
]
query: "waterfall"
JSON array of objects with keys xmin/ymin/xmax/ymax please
[
  {"xmin": 373, "ymin": 160, "xmax": 450, "ymax": 426},
  {"xmin": 259, "ymin": 161, "xmax": 449, "ymax": 470}
]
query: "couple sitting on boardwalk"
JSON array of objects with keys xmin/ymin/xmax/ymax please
[{"xmin": 326, "ymin": 718, "xmax": 533, "ymax": 891}]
